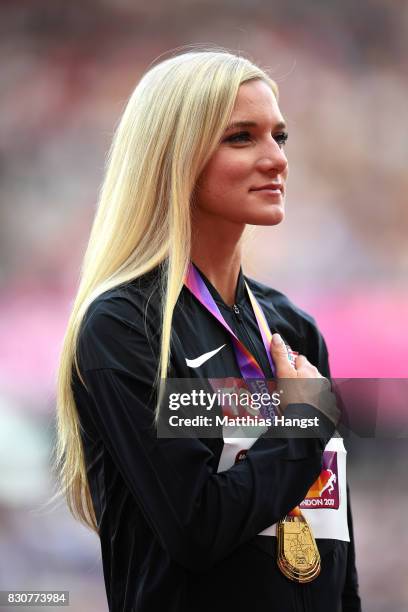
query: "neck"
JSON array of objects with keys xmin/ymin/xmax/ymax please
[{"xmin": 191, "ymin": 215, "xmax": 245, "ymax": 307}]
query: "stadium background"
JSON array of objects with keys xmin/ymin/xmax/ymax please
[{"xmin": 1, "ymin": 1, "xmax": 407, "ymax": 610}]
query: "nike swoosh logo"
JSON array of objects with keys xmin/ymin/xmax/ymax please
[{"xmin": 185, "ymin": 344, "xmax": 226, "ymax": 368}]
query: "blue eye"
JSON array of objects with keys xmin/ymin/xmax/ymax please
[
  {"xmin": 224, "ymin": 130, "xmax": 289, "ymax": 147},
  {"xmin": 274, "ymin": 132, "xmax": 289, "ymax": 148},
  {"xmin": 224, "ymin": 131, "xmax": 251, "ymax": 143}
]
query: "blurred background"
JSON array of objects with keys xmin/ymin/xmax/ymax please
[{"xmin": 0, "ymin": 0, "xmax": 407, "ymax": 610}]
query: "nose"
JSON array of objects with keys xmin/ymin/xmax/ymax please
[{"xmin": 257, "ymin": 140, "xmax": 288, "ymax": 176}]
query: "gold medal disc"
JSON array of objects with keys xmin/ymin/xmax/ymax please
[{"xmin": 277, "ymin": 514, "xmax": 321, "ymax": 583}]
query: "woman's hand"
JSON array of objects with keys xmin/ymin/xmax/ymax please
[
  {"xmin": 270, "ymin": 333, "xmax": 339, "ymax": 425},
  {"xmin": 270, "ymin": 333, "xmax": 322, "ymax": 379}
]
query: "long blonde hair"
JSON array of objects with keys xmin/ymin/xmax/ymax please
[{"xmin": 55, "ymin": 49, "xmax": 278, "ymax": 532}]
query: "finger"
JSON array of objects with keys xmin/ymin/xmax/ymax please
[
  {"xmin": 295, "ymin": 354, "xmax": 322, "ymax": 377},
  {"xmin": 295, "ymin": 354, "xmax": 308, "ymax": 370},
  {"xmin": 270, "ymin": 333, "xmax": 295, "ymax": 377}
]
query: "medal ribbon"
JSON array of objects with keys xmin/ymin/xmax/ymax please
[
  {"xmin": 245, "ymin": 282, "xmax": 276, "ymax": 377},
  {"xmin": 185, "ymin": 262, "xmax": 301, "ymax": 519},
  {"xmin": 185, "ymin": 262, "xmax": 276, "ymax": 378}
]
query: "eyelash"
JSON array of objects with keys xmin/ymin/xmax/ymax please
[{"xmin": 224, "ymin": 131, "xmax": 289, "ymax": 147}]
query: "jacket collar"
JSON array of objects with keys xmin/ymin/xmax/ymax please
[{"xmin": 190, "ymin": 261, "xmax": 246, "ymax": 308}]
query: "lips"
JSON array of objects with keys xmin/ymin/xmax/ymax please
[{"xmin": 250, "ymin": 183, "xmax": 284, "ymax": 193}]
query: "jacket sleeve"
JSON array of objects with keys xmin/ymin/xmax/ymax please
[{"xmin": 75, "ymin": 302, "xmax": 332, "ymax": 573}]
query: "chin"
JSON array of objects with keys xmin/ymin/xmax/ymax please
[{"xmin": 246, "ymin": 207, "xmax": 285, "ymax": 226}]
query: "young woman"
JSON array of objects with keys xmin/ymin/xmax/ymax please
[{"xmin": 56, "ymin": 50, "xmax": 361, "ymax": 611}]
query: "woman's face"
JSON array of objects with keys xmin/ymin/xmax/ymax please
[{"xmin": 194, "ymin": 79, "xmax": 289, "ymax": 227}]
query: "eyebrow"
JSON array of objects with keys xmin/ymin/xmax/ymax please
[{"xmin": 224, "ymin": 120, "xmax": 287, "ymax": 132}]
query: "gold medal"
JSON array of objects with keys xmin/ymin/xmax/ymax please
[{"xmin": 277, "ymin": 512, "xmax": 321, "ymax": 583}]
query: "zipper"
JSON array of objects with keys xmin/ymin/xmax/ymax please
[{"xmin": 230, "ymin": 303, "xmax": 270, "ymax": 376}]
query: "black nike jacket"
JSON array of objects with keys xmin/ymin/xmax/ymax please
[{"xmin": 72, "ymin": 262, "xmax": 362, "ymax": 612}]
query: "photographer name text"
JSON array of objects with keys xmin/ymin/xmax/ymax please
[{"xmin": 168, "ymin": 415, "xmax": 320, "ymax": 429}]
